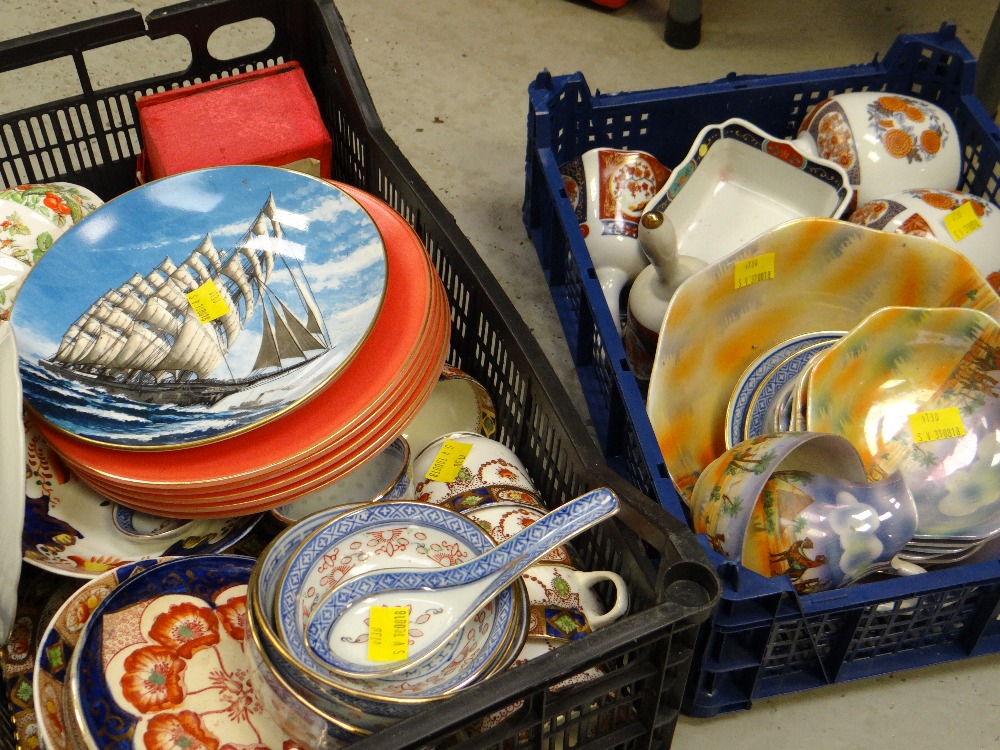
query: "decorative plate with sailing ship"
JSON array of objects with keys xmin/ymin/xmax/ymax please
[
  {"xmin": 15, "ymin": 182, "xmax": 451, "ymax": 517},
  {"xmin": 10, "ymin": 166, "xmax": 388, "ymax": 449}
]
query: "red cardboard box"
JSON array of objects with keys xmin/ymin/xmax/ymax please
[{"xmin": 136, "ymin": 62, "xmax": 332, "ymax": 181}]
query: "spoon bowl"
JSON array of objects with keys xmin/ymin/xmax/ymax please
[{"xmin": 304, "ymin": 487, "xmax": 620, "ymax": 677}]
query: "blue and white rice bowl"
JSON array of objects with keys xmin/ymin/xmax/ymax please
[{"xmin": 248, "ymin": 501, "xmax": 527, "ymax": 730}]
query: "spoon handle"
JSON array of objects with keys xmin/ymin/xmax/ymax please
[{"xmin": 305, "ymin": 487, "xmax": 619, "ymax": 675}]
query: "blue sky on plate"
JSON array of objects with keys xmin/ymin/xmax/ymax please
[{"xmin": 11, "ymin": 166, "xmax": 386, "ymax": 376}]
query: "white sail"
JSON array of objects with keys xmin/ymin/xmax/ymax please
[
  {"xmin": 253, "ymin": 306, "xmax": 282, "ymax": 372},
  {"xmin": 45, "ymin": 193, "xmax": 332, "ymax": 400}
]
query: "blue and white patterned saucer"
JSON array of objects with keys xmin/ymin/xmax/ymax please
[{"xmin": 726, "ymin": 332, "xmax": 842, "ymax": 447}]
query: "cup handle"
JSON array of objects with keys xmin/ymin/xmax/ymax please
[{"xmin": 575, "ymin": 569, "xmax": 629, "ymax": 630}]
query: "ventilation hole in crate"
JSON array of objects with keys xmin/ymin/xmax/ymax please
[
  {"xmin": 83, "ymin": 35, "xmax": 192, "ymax": 91},
  {"xmin": 6, "ymin": 159, "xmax": 28, "ymax": 187},
  {"xmin": 47, "ymin": 148, "xmax": 68, "ymax": 179},
  {"xmin": 36, "ymin": 150, "xmax": 55, "ymax": 181},
  {"xmin": 207, "ymin": 18, "xmax": 276, "ymax": 62},
  {"xmin": 1, "ymin": 162, "xmax": 17, "ymax": 188},
  {"xmin": 103, "ymin": 132, "xmax": 121, "ymax": 163},
  {"xmin": 20, "ymin": 119, "xmax": 40, "ymax": 153},
  {"xmin": 0, "ymin": 58, "xmax": 80, "ymax": 115},
  {"xmin": 0, "ymin": 129, "xmax": 12, "ymax": 160}
]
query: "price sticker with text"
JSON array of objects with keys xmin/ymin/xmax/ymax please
[
  {"xmin": 368, "ymin": 606, "xmax": 410, "ymax": 662},
  {"xmin": 734, "ymin": 252, "xmax": 775, "ymax": 289},
  {"xmin": 424, "ymin": 439, "xmax": 473, "ymax": 482},
  {"xmin": 944, "ymin": 201, "xmax": 983, "ymax": 242},
  {"xmin": 908, "ymin": 407, "xmax": 966, "ymax": 443},
  {"xmin": 185, "ymin": 280, "xmax": 231, "ymax": 324}
]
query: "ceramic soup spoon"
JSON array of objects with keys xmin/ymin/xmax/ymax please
[{"xmin": 305, "ymin": 487, "xmax": 620, "ymax": 677}]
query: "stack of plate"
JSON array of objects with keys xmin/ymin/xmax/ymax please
[{"xmin": 9, "ymin": 166, "xmax": 449, "ymax": 518}]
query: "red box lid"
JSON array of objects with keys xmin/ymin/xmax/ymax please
[{"xmin": 137, "ymin": 61, "xmax": 332, "ymax": 181}]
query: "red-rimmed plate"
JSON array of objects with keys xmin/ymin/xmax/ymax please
[
  {"xmin": 46, "ymin": 277, "xmax": 447, "ymax": 503},
  {"xmin": 31, "ymin": 184, "xmax": 445, "ymax": 498},
  {"xmin": 61, "ymin": 293, "xmax": 449, "ymax": 517}
]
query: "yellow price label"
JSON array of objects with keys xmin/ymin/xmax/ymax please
[
  {"xmin": 185, "ymin": 280, "xmax": 230, "ymax": 324},
  {"xmin": 368, "ymin": 606, "xmax": 409, "ymax": 662},
  {"xmin": 908, "ymin": 407, "xmax": 966, "ymax": 443},
  {"xmin": 424, "ymin": 439, "xmax": 473, "ymax": 482},
  {"xmin": 943, "ymin": 201, "xmax": 983, "ymax": 242},
  {"xmin": 734, "ymin": 253, "xmax": 775, "ymax": 289}
]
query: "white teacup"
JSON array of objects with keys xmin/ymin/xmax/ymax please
[
  {"xmin": 848, "ymin": 188, "xmax": 1000, "ymax": 291},
  {"xmin": 402, "ymin": 364, "xmax": 496, "ymax": 458},
  {"xmin": 412, "ymin": 431, "xmax": 537, "ymax": 505},
  {"xmin": 559, "ymin": 147, "xmax": 672, "ymax": 329},
  {"xmin": 521, "ymin": 563, "xmax": 628, "ymax": 631},
  {"xmin": 792, "ymin": 91, "xmax": 961, "ymax": 205},
  {"xmin": 464, "ymin": 502, "xmax": 577, "ymax": 566}
]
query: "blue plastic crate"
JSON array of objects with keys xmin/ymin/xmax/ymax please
[{"xmin": 523, "ymin": 23, "xmax": 1000, "ymax": 717}]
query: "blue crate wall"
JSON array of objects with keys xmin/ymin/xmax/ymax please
[{"xmin": 523, "ymin": 24, "xmax": 1000, "ymax": 717}]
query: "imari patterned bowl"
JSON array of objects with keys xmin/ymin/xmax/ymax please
[
  {"xmin": 848, "ymin": 188, "xmax": 1000, "ymax": 291},
  {"xmin": 792, "ymin": 91, "xmax": 962, "ymax": 205},
  {"xmin": 64, "ymin": 555, "xmax": 347, "ymax": 750},
  {"xmin": 805, "ymin": 306, "xmax": 1000, "ymax": 543},
  {"xmin": 640, "ymin": 118, "xmax": 853, "ymax": 272}
]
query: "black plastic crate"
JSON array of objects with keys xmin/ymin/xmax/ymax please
[
  {"xmin": 522, "ymin": 24, "xmax": 1000, "ymax": 717},
  {"xmin": 0, "ymin": 0, "xmax": 721, "ymax": 748}
]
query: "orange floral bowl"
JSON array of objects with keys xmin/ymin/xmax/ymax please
[
  {"xmin": 64, "ymin": 554, "xmax": 353, "ymax": 750},
  {"xmin": 791, "ymin": 92, "xmax": 962, "ymax": 206},
  {"xmin": 848, "ymin": 188, "xmax": 1000, "ymax": 292}
]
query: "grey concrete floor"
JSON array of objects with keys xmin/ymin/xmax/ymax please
[{"xmin": 2, "ymin": 0, "xmax": 1000, "ymax": 748}]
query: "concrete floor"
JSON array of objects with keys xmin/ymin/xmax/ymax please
[{"xmin": 2, "ymin": 0, "xmax": 1000, "ymax": 748}]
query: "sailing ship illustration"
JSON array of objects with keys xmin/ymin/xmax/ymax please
[{"xmin": 39, "ymin": 194, "xmax": 333, "ymax": 406}]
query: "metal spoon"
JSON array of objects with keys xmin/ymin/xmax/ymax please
[{"xmin": 304, "ymin": 486, "xmax": 620, "ymax": 677}]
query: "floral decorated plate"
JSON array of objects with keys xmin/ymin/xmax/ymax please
[
  {"xmin": 0, "ymin": 321, "xmax": 24, "ymax": 643},
  {"xmin": 10, "ymin": 165, "xmax": 388, "ymax": 450},
  {"xmin": 21, "ymin": 182, "xmax": 443, "ymax": 493},
  {"xmin": 0, "ymin": 182, "xmax": 103, "ymax": 232},
  {"xmin": 67, "ymin": 555, "xmax": 306, "ymax": 750},
  {"xmin": 33, "ymin": 558, "xmax": 165, "ymax": 750},
  {"xmin": 647, "ymin": 218, "xmax": 1000, "ymax": 505},
  {"xmin": 806, "ymin": 305, "xmax": 1000, "ymax": 541},
  {"xmin": 22, "ymin": 416, "xmax": 260, "ymax": 578}
]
